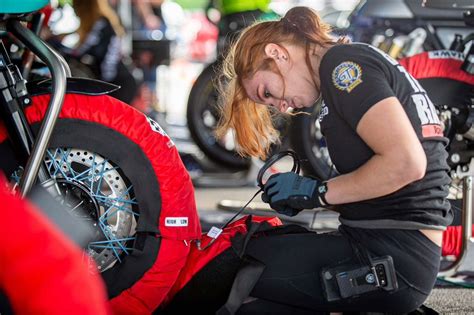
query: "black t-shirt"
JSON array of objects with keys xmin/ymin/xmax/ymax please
[{"xmin": 319, "ymin": 43, "xmax": 453, "ymax": 230}]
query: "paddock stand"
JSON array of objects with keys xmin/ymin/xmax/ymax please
[{"xmin": 438, "ymin": 158, "xmax": 474, "ymax": 277}]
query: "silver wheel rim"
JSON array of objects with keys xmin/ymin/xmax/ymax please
[{"xmin": 44, "ymin": 148, "xmax": 139, "ymax": 271}]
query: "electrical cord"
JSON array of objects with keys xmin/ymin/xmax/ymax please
[{"xmin": 197, "ymin": 150, "xmax": 301, "ymax": 251}]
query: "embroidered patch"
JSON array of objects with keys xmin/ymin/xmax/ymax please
[
  {"xmin": 165, "ymin": 217, "xmax": 189, "ymax": 227},
  {"xmin": 332, "ymin": 61, "xmax": 362, "ymax": 93}
]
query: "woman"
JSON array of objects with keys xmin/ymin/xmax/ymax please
[
  {"xmin": 215, "ymin": 6, "xmax": 452, "ymax": 313},
  {"xmin": 69, "ymin": 0, "xmax": 138, "ymax": 104}
]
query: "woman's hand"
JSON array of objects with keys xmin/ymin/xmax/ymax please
[{"xmin": 262, "ymin": 172, "xmax": 324, "ymax": 216}]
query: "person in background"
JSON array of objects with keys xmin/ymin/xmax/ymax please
[
  {"xmin": 128, "ymin": 0, "xmax": 167, "ymax": 113},
  {"xmin": 134, "ymin": 0, "xmax": 166, "ymax": 32},
  {"xmin": 67, "ymin": 0, "xmax": 138, "ymax": 104}
]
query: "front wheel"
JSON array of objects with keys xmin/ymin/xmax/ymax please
[{"xmin": 2, "ymin": 92, "xmax": 197, "ymax": 297}]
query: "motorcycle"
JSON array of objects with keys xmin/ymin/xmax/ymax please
[{"xmin": 0, "ymin": 0, "xmax": 193, "ymax": 293}]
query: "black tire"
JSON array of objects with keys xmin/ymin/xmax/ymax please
[
  {"xmin": 186, "ymin": 62, "xmax": 251, "ymax": 170},
  {"xmin": 289, "ymin": 106, "xmax": 337, "ymax": 180}
]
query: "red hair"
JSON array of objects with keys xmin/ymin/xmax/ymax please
[{"xmin": 216, "ymin": 6, "xmax": 346, "ymax": 159}]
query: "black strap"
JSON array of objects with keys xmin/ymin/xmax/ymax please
[{"xmin": 216, "ymin": 257, "xmax": 265, "ymax": 315}]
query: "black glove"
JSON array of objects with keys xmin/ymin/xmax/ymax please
[{"xmin": 261, "ymin": 172, "xmax": 326, "ymax": 216}]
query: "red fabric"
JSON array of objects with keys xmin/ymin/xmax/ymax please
[
  {"xmin": 399, "ymin": 50, "xmax": 474, "ymax": 84},
  {"xmin": 163, "ymin": 215, "xmax": 283, "ymax": 306},
  {"xmin": 109, "ymin": 238, "xmax": 191, "ymax": 314},
  {"xmin": 0, "ymin": 93, "xmax": 201, "ymax": 240},
  {"xmin": 0, "ymin": 176, "xmax": 110, "ymax": 315},
  {"xmin": 39, "ymin": 4, "xmax": 53, "ymax": 27},
  {"xmin": 0, "ymin": 93, "xmax": 203, "ymax": 313},
  {"xmin": 0, "ymin": 117, "xmax": 6, "ymax": 141},
  {"xmin": 442, "ymin": 224, "xmax": 474, "ymax": 257}
]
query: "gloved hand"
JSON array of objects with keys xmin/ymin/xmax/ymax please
[{"xmin": 261, "ymin": 172, "xmax": 326, "ymax": 216}]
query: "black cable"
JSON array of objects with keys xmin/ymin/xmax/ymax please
[{"xmin": 198, "ymin": 150, "xmax": 301, "ymax": 251}]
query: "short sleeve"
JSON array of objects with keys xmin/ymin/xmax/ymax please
[{"xmin": 320, "ymin": 45, "xmax": 396, "ymax": 130}]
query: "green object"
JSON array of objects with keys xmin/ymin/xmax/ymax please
[
  {"xmin": 0, "ymin": 0, "xmax": 49, "ymax": 14},
  {"xmin": 217, "ymin": 0, "xmax": 271, "ymax": 16},
  {"xmin": 174, "ymin": 0, "xmax": 209, "ymax": 10}
]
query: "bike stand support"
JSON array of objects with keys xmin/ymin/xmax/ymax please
[{"xmin": 438, "ymin": 167, "xmax": 474, "ymax": 277}]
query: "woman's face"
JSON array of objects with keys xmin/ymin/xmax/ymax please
[{"xmin": 242, "ymin": 43, "xmax": 320, "ymax": 112}]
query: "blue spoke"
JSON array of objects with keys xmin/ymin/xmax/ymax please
[
  {"xmin": 72, "ymin": 167, "xmax": 95, "ymax": 182},
  {"xmin": 95, "ymin": 159, "xmax": 108, "ymax": 196},
  {"xmin": 89, "ymin": 237, "xmax": 136, "ymax": 244},
  {"xmin": 89, "ymin": 244, "xmax": 135, "ymax": 251},
  {"xmin": 96, "ymin": 223, "xmax": 124, "ymax": 259},
  {"xmin": 58, "ymin": 148, "xmax": 76, "ymax": 178},
  {"xmin": 100, "ymin": 206, "xmax": 134, "ymax": 223},
  {"xmin": 99, "ymin": 201, "xmax": 129, "ymax": 223},
  {"xmin": 45, "ymin": 148, "xmax": 59, "ymax": 173},
  {"xmin": 11, "ymin": 170, "xmax": 22, "ymax": 183},
  {"xmin": 50, "ymin": 148, "xmax": 67, "ymax": 178},
  {"xmin": 41, "ymin": 147, "xmax": 138, "ymax": 268},
  {"xmin": 93, "ymin": 194, "xmax": 138, "ymax": 206},
  {"xmin": 47, "ymin": 149, "xmax": 70, "ymax": 179}
]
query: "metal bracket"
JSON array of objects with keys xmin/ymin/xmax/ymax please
[{"xmin": 439, "ymin": 160, "xmax": 474, "ymax": 277}]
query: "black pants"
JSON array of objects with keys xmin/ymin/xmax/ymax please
[{"xmin": 240, "ymin": 226, "xmax": 441, "ymax": 314}]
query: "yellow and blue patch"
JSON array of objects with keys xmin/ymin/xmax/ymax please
[{"xmin": 332, "ymin": 61, "xmax": 362, "ymax": 93}]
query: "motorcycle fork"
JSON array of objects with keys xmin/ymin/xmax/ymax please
[{"xmin": 1, "ymin": 20, "xmax": 70, "ymax": 197}]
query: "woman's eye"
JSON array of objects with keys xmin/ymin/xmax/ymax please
[{"xmin": 264, "ymin": 90, "xmax": 271, "ymax": 98}]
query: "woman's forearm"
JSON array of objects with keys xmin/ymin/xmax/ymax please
[{"xmin": 325, "ymin": 151, "xmax": 426, "ymax": 205}]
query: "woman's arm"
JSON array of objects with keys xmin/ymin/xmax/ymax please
[
  {"xmin": 135, "ymin": 0, "xmax": 164, "ymax": 30},
  {"xmin": 325, "ymin": 96, "xmax": 427, "ymax": 205}
]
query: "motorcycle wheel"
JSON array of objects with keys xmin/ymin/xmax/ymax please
[
  {"xmin": 2, "ymin": 93, "xmax": 183, "ymax": 295},
  {"xmin": 37, "ymin": 120, "xmax": 152, "ymax": 272},
  {"xmin": 289, "ymin": 106, "xmax": 337, "ymax": 180},
  {"xmin": 186, "ymin": 62, "xmax": 251, "ymax": 170}
]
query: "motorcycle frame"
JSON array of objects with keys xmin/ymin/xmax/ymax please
[{"xmin": 0, "ymin": 17, "xmax": 70, "ymax": 196}]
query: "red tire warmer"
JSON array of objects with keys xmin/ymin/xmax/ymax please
[
  {"xmin": 163, "ymin": 215, "xmax": 283, "ymax": 306},
  {"xmin": 400, "ymin": 50, "xmax": 474, "ymax": 257},
  {"xmin": 0, "ymin": 93, "xmax": 202, "ymax": 313}
]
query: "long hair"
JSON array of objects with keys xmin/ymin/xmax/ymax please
[
  {"xmin": 73, "ymin": 0, "xmax": 125, "ymax": 45},
  {"xmin": 215, "ymin": 6, "xmax": 347, "ymax": 159}
]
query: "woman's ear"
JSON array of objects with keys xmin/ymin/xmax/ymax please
[{"xmin": 264, "ymin": 43, "xmax": 287, "ymax": 62}]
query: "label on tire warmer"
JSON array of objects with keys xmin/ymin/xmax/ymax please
[{"xmin": 165, "ymin": 217, "xmax": 189, "ymax": 227}]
